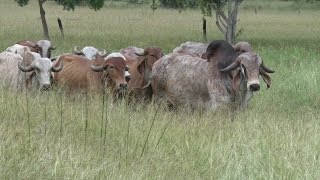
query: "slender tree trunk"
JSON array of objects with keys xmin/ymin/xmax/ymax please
[
  {"xmin": 230, "ymin": 0, "xmax": 242, "ymax": 44},
  {"xmin": 38, "ymin": 0, "xmax": 50, "ymax": 40},
  {"xmin": 214, "ymin": 0, "xmax": 243, "ymax": 44},
  {"xmin": 226, "ymin": 0, "xmax": 233, "ymax": 44}
]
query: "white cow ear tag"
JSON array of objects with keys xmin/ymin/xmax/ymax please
[{"xmin": 240, "ymin": 65, "xmax": 245, "ymax": 75}]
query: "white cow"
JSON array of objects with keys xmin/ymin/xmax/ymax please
[
  {"xmin": 0, "ymin": 46, "xmax": 63, "ymax": 91},
  {"xmin": 73, "ymin": 46, "xmax": 107, "ymax": 60}
]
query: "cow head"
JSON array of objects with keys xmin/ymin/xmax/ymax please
[
  {"xmin": 91, "ymin": 53, "xmax": 128, "ymax": 95},
  {"xmin": 18, "ymin": 52, "xmax": 63, "ymax": 91},
  {"xmin": 36, "ymin": 40, "xmax": 56, "ymax": 58},
  {"xmin": 219, "ymin": 52, "xmax": 274, "ymax": 107},
  {"xmin": 233, "ymin": 41, "xmax": 252, "ymax": 56},
  {"xmin": 134, "ymin": 47, "xmax": 164, "ymax": 82},
  {"xmin": 73, "ymin": 46, "xmax": 108, "ymax": 60}
]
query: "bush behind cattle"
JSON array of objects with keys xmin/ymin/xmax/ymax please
[{"xmin": 1, "ymin": 1, "xmax": 320, "ymax": 179}]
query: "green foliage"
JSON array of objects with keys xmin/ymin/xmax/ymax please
[
  {"xmin": 159, "ymin": 0, "xmax": 198, "ymax": 8},
  {"xmin": 14, "ymin": 0, "xmax": 29, "ymax": 6},
  {"xmin": 87, "ymin": 0, "xmax": 105, "ymax": 10},
  {"xmin": 15, "ymin": 0, "xmax": 105, "ymax": 11},
  {"xmin": 199, "ymin": 0, "xmax": 228, "ymax": 16}
]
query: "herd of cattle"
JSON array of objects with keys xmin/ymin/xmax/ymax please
[{"xmin": 0, "ymin": 39, "xmax": 274, "ymax": 110}]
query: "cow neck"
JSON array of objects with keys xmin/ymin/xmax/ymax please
[{"xmin": 207, "ymin": 60, "xmax": 233, "ymax": 99}]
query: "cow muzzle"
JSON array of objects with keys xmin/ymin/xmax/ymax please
[
  {"xmin": 119, "ymin": 83, "xmax": 128, "ymax": 91},
  {"xmin": 247, "ymin": 80, "xmax": 260, "ymax": 92},
  {"xmin": 41, "ymin": 83, "xmax": 51, "ymax": 91}
]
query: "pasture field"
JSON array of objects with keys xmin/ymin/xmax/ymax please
[{"xmin": 1, "ymin": 0, "xmax": 320, "ymax": 179}]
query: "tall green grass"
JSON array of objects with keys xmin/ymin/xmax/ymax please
[{"xmin": 0, "ymin": 1, "xmax": 320, "ymax": 179}]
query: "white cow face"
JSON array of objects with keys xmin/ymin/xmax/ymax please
[{"xmin": 18, "ymin": 57, "xmax": 63, "ymax": 91}]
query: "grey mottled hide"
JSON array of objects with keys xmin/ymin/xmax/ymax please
[
  {"xmin": 173, "ymin": 42, "xmax": 208, "ymax": 58},
  {"xmin": 151, "ymin": 53, "xmax": 232, "ymax": 110}
]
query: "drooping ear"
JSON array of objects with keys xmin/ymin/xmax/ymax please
[
  {"xmin": 137, "ymin": 59, "xmax": 146, "ymax": 76},
  {"xmin": 232, "ymin": 70, "xmax": 241, "ymax": 93},
  {"xmin": 260, "ymin": 68, "xmax": 272, "ymax": 89}
]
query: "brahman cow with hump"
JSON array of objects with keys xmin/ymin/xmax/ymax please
[
  {"xmin": 0, "ymin": 46, "xmax": 62, "ymax": 91},
  {"xmin": 121, "ymin": 46, "xmax": 164, "ymax": 101},
  {"xmin": 151, "ymin": 40, "xmax": 274, "ymax": 110},
  {"xmin": 52, "ymin": 53, "xmax": 128, "ymax": 97},
  {"xmin": 16, "ymin": 40, "xmax": 56, "ymax": 58},
  {"xmin": 173, "ymin": 41, "xmax": 252, "ymax": 59}
]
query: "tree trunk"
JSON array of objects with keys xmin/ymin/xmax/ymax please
[
  {"xmin": 38, "ymin": 0, "xmax": 50, "ymax": 40},
  {"xmin": 225, "ymin": 0, "xmax": 233, "ymax": 44},
  {"xmin": 230, "ymin": 0, "xmax": 242, "ymax": 44},
  {"xmin": 214, "ymin": 0, "xmax": 243, "ymax": 44}
]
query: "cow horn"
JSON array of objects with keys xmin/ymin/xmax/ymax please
[
  {"xmin": 134, "ymin": 51, "xmax": 146, "ymax": 56},
  {"xmin": 91, "ymin": 64, "xmax": 105, "ymax": 72},
  {"xmin": 18, "ymin": 61, "xmax": 35, "ymax": 72},
  {"xmin": 219, "ymin": 60, "xmax": 240, "ymax": 73},
  {"xmin": 98, "ymin": 49, "xmax": 108, "ymax": 57},
  {"xmin": 30, "ymin": 42, "xmax": 38, "ymax": 48},
  {"xmin": 260, "ymin": 63, "xmax": 275, "ymax": 73},
  {"xmin": 50, "ymin": 46, "xmax": 56, "ymax": 50},
  {"xmin": 51, "ymin": 62, "xmax": 63, "ymax": 72},
  {"xmin": 73, "ymin": 46, "xmax": 83, "ymax": 55}
]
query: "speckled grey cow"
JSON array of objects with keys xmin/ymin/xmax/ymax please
[{"xmin": 151, "ymin": 40, "xmax": 274, "ymax": 110}]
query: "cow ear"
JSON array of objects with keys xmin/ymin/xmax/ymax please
[
  {"xmin": 232, "ymin": 70, "xmax": 241, "ymax": 93},
  {"xmin": 137, "ymin": 59, "xmax": 146, "ymax": 76},
  {"xmin": 260, "ymin": 69, "xmax": 272, "ymax": 89}
]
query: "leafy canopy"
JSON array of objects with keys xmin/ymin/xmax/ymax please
[{"xmin": 15, "ymin": 0, "xmax": 105, "ymax": 11}]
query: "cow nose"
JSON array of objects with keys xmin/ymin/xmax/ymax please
[
  {"xmin": 249, "ymin": 84, "xmax": 260, "ymax": 91},
  {"xmin": 125, "ymin": 75, "xmax": 131, "ymax": 82},
  {"xmin": 42, "ymin": 84, "xmax": 51, "ymax": 91},
  {"xmin": 119, "ymin": 83, "xmax": 128, "ymax": 90}
]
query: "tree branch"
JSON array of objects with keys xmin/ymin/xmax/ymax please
[
  {"xmin": 219, "ymin": 10, "xmax": 228, "ymax": 22},
  {"xmin": 215, "ymin": 12, "xmax": 226, "ymax": 34},
  {"xmin": 218, "ymin": 14, "xmax": 227, "ymax": 29}
]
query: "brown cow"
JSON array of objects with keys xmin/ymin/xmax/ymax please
[
  {"xmin": 53, "ymin": 52, "xmax": 128, "ymax": 96},
  {"xmin": 17, "ymin": 40, "xmax": 56, "ymax": 58},
  {"xmin": 151, "ymin": 40, "xmax": 274, "ymax": 110},
  {"xmin": 121, "ymin": 47, "xmax": 164, "ymax": 101}
]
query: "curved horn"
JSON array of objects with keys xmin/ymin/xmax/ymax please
[
  {"xmin": 134, "ymin": 51, "xmax": 146, "ymax": 56},
  {"xmin": 219, "ymin": 60, "xmax": 240, "ymax": 73},
  {"xmin": 73, "ymin": 46, "xmax": 83, "ymax": 55},
  {"xmin": 18, "ymin": 61, "xmax": 35, "ymax": 72},
  {"xmin": 50, "ymin": 46, "xmax": 56, "ymax": 50},
  {"xmin": 260, "ymin": 63, "xmax": 275, "ymax": 73},
  {"xmin": 98, "ymin": 49, "xmax": 108, "ymax": 57},
  {"xmin": 30, "ymin": 42, "xmax": 38, "ymax": 48},
  {"xmin": 51, "ymin": 62, "xmax": 63, "ymax": 72},
  {"xmin": 90, "ymin": 64, "xmax": 105, "ymax": 72}
]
